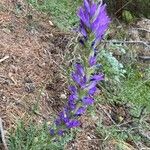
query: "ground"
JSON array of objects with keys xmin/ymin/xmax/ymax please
[
  {"xmin": 0, "ymin": 1, "xmax": 150, "ymax": 150},
  {"xmin": 0, "ymin": 0, "xmax": 70, "ymax": 133}
]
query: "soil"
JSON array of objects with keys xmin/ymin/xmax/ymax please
[{"xmin": 0, "ymin": 0, "xmax": 71, "ymax": 130}]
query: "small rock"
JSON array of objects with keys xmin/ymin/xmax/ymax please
[
  {"xmin": 25, "ymin": 83, "xmax": 35, "ymax": 93},
  {"xmin": 60, "ymin": 93, "xmax": 67, "ymax": 99}
]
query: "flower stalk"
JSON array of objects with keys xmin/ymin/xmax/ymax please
[{"xmin": 50, "ymin": 0, "xmax": 110, "ymax": 137}]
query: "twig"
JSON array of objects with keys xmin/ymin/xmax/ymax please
[
  {"xmin": 0, "ymin": 55, "xmax": 9, "ymax": 63},
  {"xmin": 98, "ymin": 104, "xmax": 117, "ymax": 125},
  {"xmin": 139, "ymin": 56, "xmax": 150, "ymax": 61},
  {"xmin": 0, "ymin": 118, "xmax": 8, "ymax": 150},
  {"xmin": 115, "ymin": 0, "xmax": 132, "ymax": 15},
  {"xmin": 133, "ymin": 28, "xmax": 150, "ymax": 33},
  {"xmin": 102, "ymin": 40, "xmax": 150, "ymax": 49}
]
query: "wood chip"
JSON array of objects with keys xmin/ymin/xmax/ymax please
[{"xmin": 0, "ymin": 55, "xmax": 9, "ymax": 63}]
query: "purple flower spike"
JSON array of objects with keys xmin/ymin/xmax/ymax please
[
  {"xmin": 49, "ymin": 0, "xmax": 109, "ymax": 138},
  {"xmin": 82, "ymin": 96, "xmax": 94, "ymax": 106},
  {"xmin": 78, "ymin": 1, "xmax": 110, "ymax": 44},
  {"xmin": 66, "ymin": 120, "xmax": 80, "ymax": 128},
  {"xmin": 75, "ymin": 107, "xmax": 86, "ymax": 116}
]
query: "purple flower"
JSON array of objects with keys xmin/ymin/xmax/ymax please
[
  {"xmin": 58, "ymin": 130, "xmax": 65, "ymax": 136},
  {"xmin": 66, "ymin": 120, "xmax": 80, "ymax": 128},
  {"xmin": 72, "ymin": 72, "xmax": 87, "ymax": 87},
  {"xmin": 59, "ymin": 110, "xmax": 69, "ymax": 123},
  {"xmin": 88, "ymin": 86, "xmax": 97, "ymax": 95},
  {"xmin": 89, "ymin": 55, "xmax": 97, "ymax": 66},
  {"xmin": 71, "ymin": 63, "xmax": 87, "ymax": 87},
  {"xmin": 71, "ymin": 72, "xmax": 80, "ymax": 85},
  {"xmin": 84, "ymin": 0, "xmax": 91, "ymax": 13},
  {"xmin": 75, "ymin": 63, "xmax": 85, "ymax": 76},
  {"xmin": 50, "ymin": 129, "xmax": 55, "ymax": 136},
  {"xmin": 75, "ymin": 107, "xmax": 86, "ymax": 116},
  {"xmin": 86, "ymin": 81, "xmax": 97, "ymax": 90},
  {"xmin": 69, "ymin": 85, "xmax": 77, "ymax": 94},
  {"xmin": 80, "ymin": 75, "xmax": 87, "ymax": 87},
  {"xmin": 78, "ymin": 7, "xmax": 90, "ymax": 28},
  {"xmin": 90, "ymin": 74, "xmax": 104, "ymax": 81},
  {"xmin": 69, "ymin": 93, "xmax": 78, "ymax": 101},
  {"xmin": 77, "ymin": 1, "xmax": 110, "ymax": 44},
  {"xmin": 82, "ymin": 96, "xmax": 94, "ymax": 106},
  {"xmin": 68, "ymin": 98, "xmax": 76, "ymax": 109}
]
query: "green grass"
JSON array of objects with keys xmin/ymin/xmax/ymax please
[
  {"xmin": 95, "ymin": 63, "xmax": 150, "ymax": 149},
  {"xmin": 100, "ymin": 62, "xmax": 150, "ymax": 111},
  {"xmin": 119, "ymin": 65, "xmax": 150, "ymax": 110},
  {"xmin": 116, "ymin": 64, "xmax": 150, "ymax": 111},
  {"xmin": 8, "ymin": 121, "xmax": 63, "ymax": 150},
  {"xmin": 8, "ymin": 120, "xmax": 75, "ymax": 150},
  {"xmin": 27, "ymin": 0, "xmax": 82, "ymax": 29}
]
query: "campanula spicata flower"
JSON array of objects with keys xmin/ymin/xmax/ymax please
[{"xmin": 50, "ymin": 0, "xmax": 110, "ymax": 137}]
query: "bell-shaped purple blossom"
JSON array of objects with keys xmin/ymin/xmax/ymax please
[
  {"xmin": 68, "ymin": 98, "xmax": 76, "ymax": 109},
  {"xmin": 82, "ymin": 96, "xmax": 94, "ymax": 106},
  {"xmin": 90, "ymin": 74, "xmax": 104, "ymax": 81},
  {"xmin": 66, "ymin": 120, "xmax": 81, "ymax": 128},
  {"xmin": 69, "ymin": 94, "xmax": 78, "ymax": 101},
  {"xmin": 89, "ymin": 55, "xmax": 97, "ymax": 66},
  {"xmin": 71, "ymin": 63, "xmax": 87, "ymax": 87},
  {"xmin": 75, "ymin": 63, "xmax": 85, "ymax": 76},
  {"xmin": 88, "ymin": 86, "xmax": 97, "ymax": 95},
  {"xmin": 75, "ymin": 107, "xmax": 86, "ymax": 116},
  {"xmin": 59, "ymin": 109, "xmax": 70, "ymax": 123},
  {"xmin": 69, "ymin": 85, "xmax": 77, "ymax": 94}
]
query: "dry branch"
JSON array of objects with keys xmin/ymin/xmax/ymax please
[
  {"xmin": 0, "ymin": 118, "xmax": 8, "ymax": 150},
  {"xmin": 103, "ymin": 40, "xmax": 150, "ymax": 49},
  {"xmin": 0, "ymin": 55, "xmax": 9, "ymax": 63}
]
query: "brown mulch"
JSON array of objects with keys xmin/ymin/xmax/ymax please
[{"xmin": 0, "ymin": 0, "xmax": 71, "ymax": 130}]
